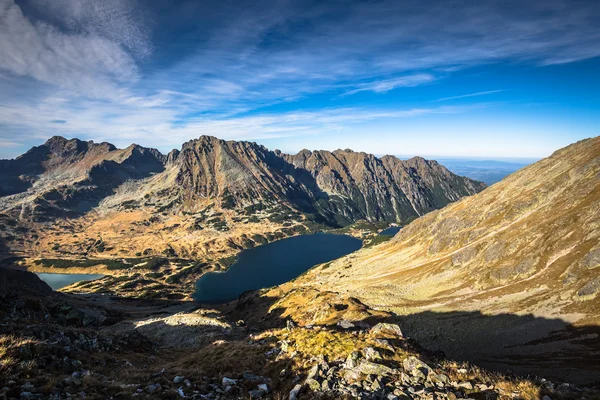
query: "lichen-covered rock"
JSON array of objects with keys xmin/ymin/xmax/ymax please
[{"xmin": 370, "ymin": 323, "xmax": 403, "ymax": 338}]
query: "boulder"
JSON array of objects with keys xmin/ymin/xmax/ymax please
[{"xmin": 370, "ymin": 323, "xmax": 403, "ymax": 337}]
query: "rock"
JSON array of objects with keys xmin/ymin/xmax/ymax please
[
  {"xmin": 174, "ymin": 376, "xmax": 185, "ymax": 384},
  {"xmin": 71, "ymin": 360, "xmax": 83, "ymax": 369},
  {"xmin": 177, "ymin": 388, "xmax": 185, "ymax": 398},
  {"xmin": 542, "ymin": 396, "xmax": 552, "ymax": 400},
  {"xmin": 363, "ymin": 346, "xmax": 382, "ymax": 361},
  {"xmin": 374, "ymin": 339, "xmax": 394, "ymax": 351},
  {"xmin": 356, "ymin": 360, "xmax": 396, "ymax": 376},
  {"xmin": 456, "ymin": 381, "xmax": 473, "ymax": 390},
  {"xmin": 337, "ymin": 320, "xmax": 356, "ymax": 329},
  {"xmin": 279, "ymin": 340, "xmax": 290, "ymax": 353},
  {"xmin": 370, "ymin": 323, "xmax": 403, "ymax": 337},
  {"xmin": 371, "ymin": 378, "xmax": 383, "ymax": 391},
  {"xmin": 146, "ymin": 383, "xmax": 161, "ymax": 393},
  {"xmin": 345, "ymin": 351, "xmax": 362, "ymax": 368},
  {"xmin": 248, "ymin": 389, "xmax": 264, "ymax": 399},
  {"xmin": 286, "ymin": 320, "xmax": 297, "ymax": 330},
  {"xmin": 289, "ymin": 384, "xmax": 302, "ymax": 400},
  {"xmin": 403, "ymin": 356, "xmax": 432, "ymax": 377},
  {"xmin": 306, "ymin": 363, "xmax": 321, "ymax": 381},
  {"xmin": 222, "ymin": 377, "xmax": 238, "ymax": 386},
  {"xmin": 257, "ymin": 383, "xmax": 269, "ymax": 394},
  {"xmin": 306, "ymin": 378, "xmax": 321, "ymax": 391}
]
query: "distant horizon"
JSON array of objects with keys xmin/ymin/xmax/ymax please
[{"xmin": 1, "ymin": 0, "xmax": 599, "ymax": 160}]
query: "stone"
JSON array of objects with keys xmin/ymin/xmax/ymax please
[
  {"xmin": 370, "ymin": 323, "xmax": 403, "ymax": 337},
  {"xmin": 174, "ymin": 376, "xmax": 185, "ymax": 384},
  {"xmin": 289, "ymin": 384, "xmax": 302, "ymax": 400},
  {"xmin": 306, "ymin": 378, "xmax": 321, "ymax": 391},
  {"xmin": 371, "ymin": 378, "xmax": 383, "ymax": 391},
  {"xmin": 403, "ymin": 356, "xmax": 432, "ymax": 377},
  {"xmin": 306, "ymin": 364, "xmax": 320, "ymax": 381},
  {"xmin": 363, "ymin": 346, "xmax": 382, "ymax": 361},
  {"xmin": 286, "ymin": 320, "xmax": 297, "ymax": 330},
  {"xmin": 222, "ymin": 377, "xmax": 237, "ymax": 386},
  {"xmin": 337, "ymin": 320, "xmax": 356, "ymax": 329},
  {"xmin": 356, "ymin": 360, "xmax": 396, "ymax": 376},
  {"xmin": 374, "ymin": 339, "xmax": 395, "ymax": 351},
  {"xmin": 456, "ymin": 381, "xmax": 473, "ymax": 390},
  {"xmin": 257, "ymin": 384, "xmax": 269, "ymax": 394},
  {"xmin": 146, "ymin": 384, "xmax": 161, "ymax": 394},
  {"xmin": 248, "ymin": 389, "xmax": 264, "ymax": 399},
  {"xmin": 345, "ymin": 351, "xmax": 362, "ymax": 368},
  {"xmin": 280, "ymin": 340, "xmax": 290, "ymax": 353}
]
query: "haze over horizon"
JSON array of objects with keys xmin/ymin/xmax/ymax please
[{"xmin": 1, "ymin": 0, "xmax": 599, "ymax": 159}]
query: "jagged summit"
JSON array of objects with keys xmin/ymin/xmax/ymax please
[{"xmin": 0, "ymin": 134, "xmax": 484, "ymax": 262}]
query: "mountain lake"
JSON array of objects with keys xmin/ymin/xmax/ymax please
[
  {"xmin": 193, "ymin": 233, "xmax": 362, "ymax": 304},
  {"xmin": 36, "ymin": 273, "xmax": 105, "ymax": 290}
]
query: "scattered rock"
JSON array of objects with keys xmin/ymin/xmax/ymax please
[
  {"xmin": 370, "ymin": 323, "xmax": 403, "ymax": 337},
  {"xmin": 174, "ymin": 376, "xmax": 185, "ymax": 384},
  {"xmin": 356, "ymin": 360, "xmax": 396, "ymax": 376},
  {"xmin": 363, "ymin": 346, "xmax": 382, "ymax": 361},
  {"xmin": 337, "ymin": 320, "xmax": 356, "ymax": 329},
  {"xmin": 146, "ymin": 383, "xmax": 161, "ymax": 394},
  {"xmin": 222, "ymin": 377, "xmax": 237, "ymax": 386},
  {"xmin": 345, "ymin": 351, "xmax": 362, "ymax": 368}
]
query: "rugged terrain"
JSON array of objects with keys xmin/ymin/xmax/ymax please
[
  {"xmin": 259, "ymin": 136, "xmax": 600, "ymax": 383},
  {"xmin": 0, "ymin": 135, "xmax": 484, "ymax": 297},
  {"xmin": 2, "ymin": 268, "xmax": 597, "ymax": 400}
]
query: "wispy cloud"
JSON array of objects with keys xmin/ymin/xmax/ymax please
[
  {"xmin": 343, "ymin": 74, "xmax": 435, "ymax": 96},
  {"xmin": 0, "ymin": 0, "xmax": 598, "ymax": 157},
  {"xmin": 434, "ymin": 90, "xmax": 507, "ymax": 102}
]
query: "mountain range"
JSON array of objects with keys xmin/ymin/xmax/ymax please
[{"xmin": 0, "ymin": 135, "xmax": 484, "ymax": 265}]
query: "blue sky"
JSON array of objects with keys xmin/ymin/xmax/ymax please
[{"xmin": 0, "ymin": 0, "xmax": 599, "ymax": 159}]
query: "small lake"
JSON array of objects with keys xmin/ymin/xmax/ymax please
[
  {"xmin": 379, "ymin": 226, "xmax": 402, "ymax": 236},
  {"xmin": 36, "ymin": 273, "xmax": 104, "ymax": 290},
  {"xmin": 193, "ymin": 233, "xmax": 362, "ymax": 304}
]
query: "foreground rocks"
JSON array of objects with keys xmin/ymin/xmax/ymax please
[{"xmin": 1, "ymin": 282, "xmax": 598, "ymax": 400}]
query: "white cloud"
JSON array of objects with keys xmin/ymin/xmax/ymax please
[
  {"xmin": 0, "ymin": 0, "xmax": 145, "ymax": 99},
  {"xmin": 434, "ymin": 90, "xmax": 506, "ymax": 102},
  {"xmin": 343, "ymin": 74, "xmax": 436, "ymax": 96}
]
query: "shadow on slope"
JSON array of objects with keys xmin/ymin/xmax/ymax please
[{"xmin": 228, "ymin": 292, "xmax": 600, "ymax": 385}]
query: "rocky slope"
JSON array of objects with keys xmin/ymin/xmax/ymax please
[
  {"xmin": 2, "ymin": 268, "xmax": 596, "ymax": 400},
  {"xmin": 0, "ymin": 135, "xmax": 483, "ymax": 225},
  {"xmin": 262, "ymin": 136, "xmax": 600, "ymax": 383}
]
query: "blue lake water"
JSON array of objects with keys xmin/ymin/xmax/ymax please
[
  {"xmin": 36, "ymin": 273, "xmax": 104, "ymax": 290},
  {"xmin": 193, "ymin": 233, "xmax": 362, "ymax": 304},
  {"xmin": 379, "ymin": 226, "xmax": 402, "ymax": 236}
]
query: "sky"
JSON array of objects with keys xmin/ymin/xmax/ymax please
[{"xmin": 0, "ymin": 0, "xmax": 599, "ymax": 159}]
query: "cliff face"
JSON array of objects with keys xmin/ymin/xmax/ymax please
[
  {"xmin": 284, "ymin": 149, "xmax": 486, "ymax": 224},
  {"xmin": 170, "ymin": 136, "xmax": 485, "ymax": 225}
]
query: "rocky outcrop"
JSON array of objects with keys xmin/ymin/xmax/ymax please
[{"xmin": 170, "ymin": 136, "xmax": 485, "ymax": 225}]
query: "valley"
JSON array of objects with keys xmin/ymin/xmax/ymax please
[{"xmin": 0, "ymin": 135, "xmax": 598, "ymax": 399}]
